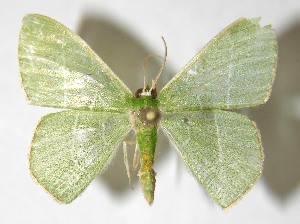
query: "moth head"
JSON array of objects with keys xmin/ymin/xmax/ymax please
[
  {"xmin": 135, "ymin": 85, "xmax": 157, "ymax": 99},
  {"xmin": 135, "ymin": 36, "xmax": 167, "ymax": 100}
]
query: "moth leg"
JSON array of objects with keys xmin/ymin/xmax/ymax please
[
  {"xmin": 132, "ymin": 143, "xmax": 140, "ymax": 170},
  {"xmin": 123, "ymin": 140, "xmax": 139, "ymax": 169},
  {"xmin": 123, "ymin": 140, "xmax": 136, "ymax": 189}
]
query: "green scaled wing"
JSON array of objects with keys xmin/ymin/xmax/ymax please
[
  {"xmin": 160, "ymin": 110, "xmax": 263, "ymax": 209},
  {"xmin": 19, "ymin": 14, "xmax": 132, "ymax": 112},
  {"xmin": 29, "ymin": 110, "xmax": 131, "ymax": 203},
  {"xmin": 158, "ymin": 18, "xmax": 277, "ymax": 111}
]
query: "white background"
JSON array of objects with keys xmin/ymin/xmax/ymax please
[{"xmin": 1, "ymin": 0, "xmax": 300, "ymax": 223}]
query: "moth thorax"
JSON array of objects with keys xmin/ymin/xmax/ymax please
[{"xmin": 139, "ymin": 108, "xmax": 160, "ymax": 125}]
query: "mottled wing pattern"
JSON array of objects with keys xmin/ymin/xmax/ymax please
[
  {"xmin": 160, "ymin": 110, "xmax": 263, "ymax": 209},
  {"xmin": 29, "ymin": 110, "xmax": 131, "ymax": 203},
  {"xmin": 19, "ymin": 14, "xmax": 132, "ymax": 112},
  {"xmin": 159, "ymin": 18, "xmax": 277, "ymax": 111}
]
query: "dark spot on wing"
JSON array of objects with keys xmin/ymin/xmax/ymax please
[{"xmin": 182, "ymin": 117, "xmax": 189, "ymax": 123}]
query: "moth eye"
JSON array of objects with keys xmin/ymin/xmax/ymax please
[
  {"xmin": 182, "ymin": 118, "xmax": 189, "ymax": 123},
  {"xmin": 135, "ymin": 88, "xmax": 144, "ymax": 98},
  {"xmin": 150, "ymin": 88, "xmax": 157, "ymax": 99}
]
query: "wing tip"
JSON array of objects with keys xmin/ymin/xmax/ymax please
[
  {"xmin": 28, "ymin": 115, "xmax": 79, "ymax": 204},
  {"xmin": 221, "ymin": 167, "xmax": 263, "ymax": 210},
  {"xmin": 29, "ymin": 166, "xmax": 70, "ymax": 204},
  {"xmin": 29, "ymin": 154, "xmax": 72, "ymax": 204},
  {"xmin": 221, "ymin": 120, "xmax": 264, "ymax": 210},
  {"xmin": 22, "ymin": 13, "xmax": 46, "ymax": 22}
]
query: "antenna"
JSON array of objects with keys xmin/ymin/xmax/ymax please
[
  {"xmin": 142, "ymin": 54, "xmax": 163, "ymax": 91},
  {"xmin": 150, "ymin": 36, "xmax": 167, "ymax": 91}
]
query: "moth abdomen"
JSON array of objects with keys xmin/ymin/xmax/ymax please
[{"xmin": 138, "ymin": 158, "xmax": 156, "ymax": 205}]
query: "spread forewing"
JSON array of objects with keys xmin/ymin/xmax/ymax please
[
  {"xmin": 159, "ymin": 18, "xmax": 277, "ymax": 111},
  {"xmin": 19, "ymin": 14, "xmax": 132, "ymax": 112},
  {"xmin": 29, "ymin": 110, "xmax": 131, "ymax": 203},
  {"xmin": 160, "ymin": 110, "xmax": 263, "ymax": 209}
]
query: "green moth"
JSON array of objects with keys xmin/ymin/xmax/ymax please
[{"xmin": 19, "ymin": 14, "xmax": 277, "ymax": 209}]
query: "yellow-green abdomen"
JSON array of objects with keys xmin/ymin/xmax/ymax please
[{"xmin": 136, "ymin": 122, "xmax": 157, "ymax": 204}]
